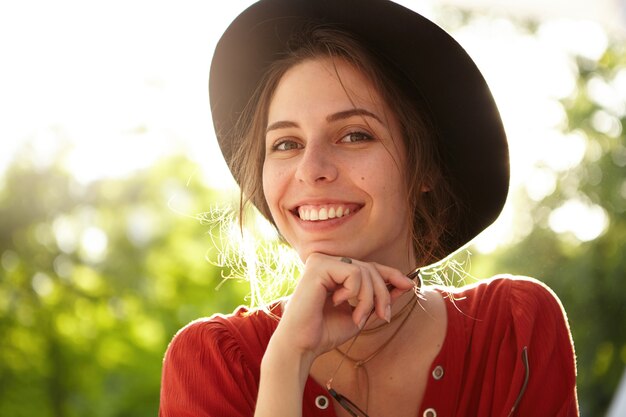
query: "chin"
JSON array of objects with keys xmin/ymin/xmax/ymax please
[
  {"xmin": 294, "ymin": 244, "xmax": 342, "ymax": 261},
  {"xmin": 295, "ymin": 243, "xmax": 366, "ymax": 263}
]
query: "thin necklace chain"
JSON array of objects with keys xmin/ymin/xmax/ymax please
[
  {"xmin": 335, "ymin": 296, "xmax": 418, "ymax": 366},
  {"xmin": 326, "ymin": 270, "xmax": 423, "ymax": 414},
  {"xmin": 359, "ymin": 295, "xmax": 417, "ymax": 335}
]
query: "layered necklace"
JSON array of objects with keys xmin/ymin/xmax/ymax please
[{"xmin": 327, "ymin": 270, "xmax": 422, "ymax": 414}]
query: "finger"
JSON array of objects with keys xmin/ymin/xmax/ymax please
[
  {"xmin": 371, "ymin": 263, "xmax": 419, "ymax": 305},
  {"xmin": 350, "ymin": 266, "xmax": 374, "ymax": 328},
  {"xmin": 329, "ymin": 260, "xmax": 374, "ymax": 328},
  {"xmin": 362, "ymin": 263, "xmax": 392, "ymax": 322},
  {"xmin": 374, "ymin": 263, "xmax": 417, "ymax": 291},
  {"xmin": 330, "ymin": 261, "xmax": 361, "ymax": 306}
]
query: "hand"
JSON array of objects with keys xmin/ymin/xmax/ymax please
[{"xmin": 271, "ymin": 253, "xmax": 417, "ymax": 360}]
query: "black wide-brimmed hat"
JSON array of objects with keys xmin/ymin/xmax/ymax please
[{"xmin": 209, "ymin": 0, "xmax": 509, "ymax": 259}]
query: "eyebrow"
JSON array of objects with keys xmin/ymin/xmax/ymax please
[
  {"xmin": 265, "ymin": 108, "xmax": 384, "ymax": 134},
  {"xmin": 265, "ymin": 120, "xmax": 298, "ymax": 134},
  {"xmin": 327, "ymin": 108, "xmax": 383, "ymax": 125}
]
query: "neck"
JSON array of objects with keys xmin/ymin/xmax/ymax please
[{"xmin": 360, "ymin": 248, "xmax": 418, "ymax": 277}]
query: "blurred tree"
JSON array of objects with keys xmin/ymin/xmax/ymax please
[
  {"xmin": 473, "ymin": 40, "xmax": 626, "ymax": 416},
  {"xmin": 0, "ymin": 148, "xmax": 248, "ymax": 417}
]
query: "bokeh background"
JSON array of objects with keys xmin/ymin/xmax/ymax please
[{"xmin": 1, "ymin": 1, "xmax": 625, "ymax": 416}]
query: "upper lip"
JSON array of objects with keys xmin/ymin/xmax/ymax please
[{"xmin": 289, "ymin": 199, "xmax": 363, "ymax": 211}]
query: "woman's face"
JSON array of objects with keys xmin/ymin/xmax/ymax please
[{"xmin": 262, "ymin": 58, "xmax": 414, "ymax": 268}]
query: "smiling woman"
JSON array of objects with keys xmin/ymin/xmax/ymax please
[
  {"xmin": 159, "ymin": 1, "xmax": 579, "ymax": 416},
  {"xmin": 230, "ymin": 28, "xmax": 460, "ymax": 269},
  {"xmin": 262, "ymin": 58, "xmax": 414, "ymax": 267}
]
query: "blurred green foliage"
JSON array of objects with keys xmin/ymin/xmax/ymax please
[
  {"xmin": 483, "ymin": 41, "xmax": 626, "ymax": 416},
  {"xmin": 1, "ymin": 25, "xmax": 625, "ymax": 417},
  {"xmin": 0, "ymin": 152, "xmax": 248, "ymax": 416}
]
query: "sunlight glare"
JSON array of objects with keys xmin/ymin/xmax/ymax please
[
  {"xmin": 525, "ymin": 167, "xmax": 557, "ymax": 202},
  {"xmin": 614, "ymin": 69, "xmax": 626, "ymax": 106},
  {"xmin": 537, "ymin": 19, "xmax": 608, "ymax": 61},
  {"xmin": 0, "ymin": 0, "xmax": 252, "ymax": 187},
  {"xmin": 548, "ymin": 199, "xmax": 609, "ymax": 242},
  {"xmin": 53, "ymin": 215, "xmax": 80, "ymax": 254},
  {"xmin": 539, "ymin": 130, "xmax": 588, "ymax": 172},
  {"xmin": 591, "ymin": 110, "xmax": 624, "ymax": 138},
  {"xmin": 255, "ymin": 215, "xmax": 279, "ymax": 242},
  {"xmin": 80, "ymin": 226, "xmax": 109, "ymax": 264},
  {"xmin": 587, "ymin": 76, "xmax": 626, "ymax": 118}
]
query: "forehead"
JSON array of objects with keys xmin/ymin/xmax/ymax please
[{"xmin": 268, "ymin": 57, "xmax": 389, "ymax": 120}]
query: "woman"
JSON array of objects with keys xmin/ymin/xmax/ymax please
[{"xmin": 160, "ymin": 1, "xmax": 578, "ymax": 416}]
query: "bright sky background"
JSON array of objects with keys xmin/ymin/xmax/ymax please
[
  {"xmin": 0, "ymin": 0, "xmax": 247, "ymax": 187},
  {"xmin": 0, "ymin": 0, "xmax": 616, "ymax": 252}
]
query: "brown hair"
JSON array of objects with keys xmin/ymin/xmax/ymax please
[{"xmin": 229, "ymin": 25, "xmax": 459, "ymax": 267}]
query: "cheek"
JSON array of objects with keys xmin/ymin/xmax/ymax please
[
  {"xmin": 261, "ymin": 164, "xmax": 274, "ymax": 204},
  {"xmin": 262, "ymin": 163, "xmax": 287, "ymax": 210}
]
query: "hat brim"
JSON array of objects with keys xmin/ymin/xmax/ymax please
[{"xmin": 209, "ymin": 0, "xmax": 509, "ymax": 259}]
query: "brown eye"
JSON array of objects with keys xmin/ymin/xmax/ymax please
[
  {"xmin": 340, "ymin": 131, "xmax": 374, "ymax": 143},
  {"xmin": 273, "ymin": 140, "xmax": 302, "ymax": 151}
]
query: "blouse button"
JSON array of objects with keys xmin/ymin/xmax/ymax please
[
  {"xmin": 315, "ymin": 395, "xmax": 330, "ymax": 410},
  {"xmin": 423, "ymin": 408, "xmax": 437, "ymax": 417},
  {"xmin": 432, "ymin": 365, "xmax": 444, "ymax": 380}
]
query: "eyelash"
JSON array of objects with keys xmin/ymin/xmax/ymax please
[
  {"xmin": 271, "ymin": 139, "xmax": 302, "ymax": 152},
  {"xmin": 269, "ymin": 130, "xmax": 375, "ymax": 152},
  {"xmin": 340, "ymin": 130, "xmax": 374, "ymax": 143}
]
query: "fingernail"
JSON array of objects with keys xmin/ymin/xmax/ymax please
[
  {"xmin": 384, "ymin": 305, "xmax": 391, "ymax": 323},
  {"xmin": 359, "ymin": 316, "xmax": 367, "ymax": 329}
]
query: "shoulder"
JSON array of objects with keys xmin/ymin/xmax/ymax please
[
  {"xmin": 451, "ymin": 274, "xmax": 557, "ymax": 300},
  {"xmin": 445, "ymin": 276, "xmax": 575, "ymax": 362},
  {"xmin": 165, "ymin": 302, "xmax": 282, "ymax": 368},
  {"xmin": 470, "ymin": 280, "xmax": 580, "ymax": 415},
  {"xmin": 159, "ymin": 303, "xmax": 284, "ymax": 415},
  {"xmin": 441, "ymin": 275, "xmax": 573, "ymax": 347},
  {"xmin": 438, "ymin": 276, "xmax": 578, "ymax": 415},
  {"xmin": 446, "ymin": 275, "xmax": 567, "ymax": 319}
]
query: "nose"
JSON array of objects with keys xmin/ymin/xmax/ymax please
[{"xmin": 295, "ymin": 143, "xmax": 338, "ymax": 185}]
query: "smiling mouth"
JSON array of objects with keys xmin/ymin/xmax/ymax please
[{"xmin": 294, "ymin": 204, "xmax": 361, "ymax": 221}]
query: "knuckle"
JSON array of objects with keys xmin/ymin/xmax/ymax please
[
  {"xmin": 308, "ymin": 252, "xmax": 324, "ymax": 263},
  {"xmin": 348, "ymin": 263, "xmax": 362, "ymax": 275},
  {"xmin": 369, "ymin": 261, "xmax": 382, "ymax": 270}
]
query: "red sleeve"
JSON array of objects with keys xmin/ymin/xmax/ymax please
[
  {"xmin": 509, "ymin": 278, "xmax": 579, "ymax": 417},
  {"xmin": 445, "ymin": 277, "xmax": 579, "ymax": 416},
  {"xmin": 159, "ymin": 318, "xmax": 259, "ymax": 417}
]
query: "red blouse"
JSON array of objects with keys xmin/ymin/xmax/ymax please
[{"xmin": 159, "ymin": 276, "xmax": 579, "ymax": 416}]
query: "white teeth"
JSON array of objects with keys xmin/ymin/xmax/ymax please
[{"xmin": 297, "ymin": 205, "xmax": 354, "ymax": 221}]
